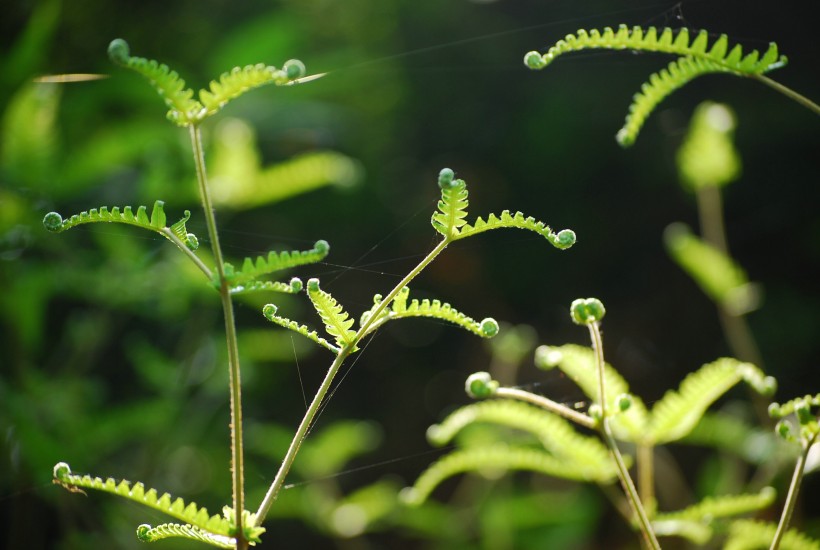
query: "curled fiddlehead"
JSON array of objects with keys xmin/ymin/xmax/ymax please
[
  {"xmin": 524, "ymin": 25, "xmax": 788, "ymax": 145},
  {"xmin": 359, "ymin": 286, "xmax": 499, "ymax": 339},
  {"xmin": 108, "ymin": 38, "xmax": 307, "ymax": 126},
  {"xmin": 43, "ymin": 200, "xmax": 199, "ymax": 250},
  {"xmin": 53, "ymin": 462, "xmax": 265, "ymax": 547}
]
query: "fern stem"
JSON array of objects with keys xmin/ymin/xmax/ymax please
[
  {"xmin": 189, "ymin": 125, "xmax": 247, "ymax": 550},
  {"xmin": 494, "ymin": 387, "xmax": 596, "ymax": 429},
  {"xmin": 753, "ymin": 75, "xmax": 820, "ymax": 116},
  {"xmin": 770, "ymin": 431, "xmax": 818, "ymax": 550},
  {"xmin": 255, "ymin": 237, "xmax": 453, "ymax": 524},
  {"xmin": 637, "ymin": 444, "xmax": 655, "ymax": 511},
  {"xmin": 160, "ymin": 227, "xmax": 211, "ymax": 277},
  {"xmin": 588, "ymin": 322, "xmax": 660, "ymax": 550}
]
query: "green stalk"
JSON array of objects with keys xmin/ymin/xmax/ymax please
[
  {"xmin": 189, "ymin": 125, "xmax": 247, "ymax": 550},
  {"xmin": 770, "ymin": 431, "xmax": 818, "ymax": 550},
  {"xmin": 255, "ymin": 237, "xmax": 452, "ymax": 524},
  {"xmin": 753, "ymin": 74, "xmax": 820, "ymax": 116},
  {"xmin": 588, "ymin": 322, "xmax": 660, "ymax": 550},
  {"xmin": 494, "ymin": 386, "xmax": 596, "ymax": 429}
]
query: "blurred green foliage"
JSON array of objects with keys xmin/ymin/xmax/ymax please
[{"xmin": 2, "ymin": 0, "xmax": 818, "ymax": 548}]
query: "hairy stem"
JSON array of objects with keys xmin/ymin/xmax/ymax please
[
  {"xmin": 770, "ymin": 431, "xmax": 818, "ymax": 550},
  {"xmin": 189, "ymin": 125, "xmax": 247, "ymax": 549},
  {"xmin": 255, "ymin": 237, "xmax": 452, "ymax": 524},
  {"xmin": 588, "ymin": 322, "xmax": 660, "ymax": 550},
  {"xmin": 753, "ymin": 74, "xmax": 820, "ymax": 116},
  {"xmin": 494, "ymin": 387, "xmax": 596, "ymax": 429}
]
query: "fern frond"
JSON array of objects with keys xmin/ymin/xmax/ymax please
[
  {"xmin": 534, "ymin": 344, "xmax": 649, "ymax": 440},
  {"xmin": 426, "ymin": 400, "xmax": 612, "ymax": 471},
  {"xmin": 199, "ymin": 60, "xmax": 305, "ymax": 117},
  {"xmin": 664, "ymin": 223, "xmax": 758, "ymax": 315},
  {"xmin": 108, "ymin": 39, "xmax": 203, "ymax": 126},
  {"xmin": 431, "ymin": 179, "xmax": 469, "ymax": 238},
  {"xmin": 262, "ymin": 304, "xmax": 339, "ymax": 353},
  {"xmin": 524, "ymin": 25, "xmax": 787, "ymax": 146},
  {"xmin": 457, "ymin": 210, "xmax": 576, "ymax": 249},
  {"xmin": 218, "ymin": 240, "xmax": 329, "ymax": 288},
  {"xmin": 617, "ymin": 55, "xmax": 738, "ymax": 146},
  {"xmin": 769, "ymin": 393, "xmax": 820, "ymax": 419},
  {"xmin": 43, "ymin": 201, "xmax": 199, "ymax": 251},
  {"xmin": 647, "ymin": 358, "xmax": 776, "ymax": 444},
  {"xmin": 725, "ymin": 520, "xmax": 820, "ymax": 550},
  {"xmin": 656, "ymin": 487, "xmax": 776, "ymax": 523},
  {"xmin": 359, "ymin": 286, "xmax": 499, "ymax": 338},
  {"xmin": 651, "ymin": 519, "xmax": 712, "ymax": 545},
  {"xmin": 526, "ymin": 25, "xmax": 785, "ymax": 74},
  {"xmin": 402, "ymin": 444, "xmax": 618, "ymax": 505},
  {"xmin": 137, "ymin": 523, "xmax": 235, "ymax": 548},
  {"xmin": 305, "ymin": 279, "xmax": 356, "ymax": 350},
  {"xmin": 53, "ymin": 463, "xmax": 232, "ymax": 536},
  {"xmin": 230, "ymin": 278, "xmax": 303, "ymax": 296}
]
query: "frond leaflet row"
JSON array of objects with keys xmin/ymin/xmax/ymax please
[
  {"xmin": 262, "ymin": 304, "xmax": 339, "ymax": 353},
  {"xmin": 217, "ymin": 239, "xmax": 329, "ymax": 288}
]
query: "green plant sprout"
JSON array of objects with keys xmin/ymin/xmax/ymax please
[
  {"xmin": 524, "ymin": 25, "xmax": 820, "ymax": 145},
  {"xmin": 45, "ymin": 39, "xmax": 576, "ymax": 548}
]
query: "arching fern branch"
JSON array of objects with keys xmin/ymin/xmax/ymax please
[
  {"xmin": 359, "ymin": 286, "xmax": 499, "ymax": 339},
  {"xmin": 108, "ymin": 38, "xmax": 307, "ymax": 126},
  {"xmin": 261, "ymin": 303, "xmax": 339, "ymax": 353},
  {"xmin": 52, "ymin": 463, "xmax": 265, "ymax": 546},
  {"xmin": 432, "ymin": 170, "xmax": 576, "ymax": 249},
  {"xmin": 523, "ymin": 25, "xmax": 806, "ymax": 146},
  {"xmin": 43, "ymin": 201, "xmax": 203, "ymax": 272},
  {"xmin": 217, "ymin": 239, "xmax": 329, "ymax": 290},
  {"xmin": 401, "ymin": 444, "xmax": 619, "ymax": 506}
]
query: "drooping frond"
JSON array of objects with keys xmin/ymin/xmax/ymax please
[
  {"xmin": 108, "ymin": 39, "xmax": 203, "ymax": 126},
  {"xmin": 402, "ymin": 444, "xmax": 618, "ymax": 506},
  {"xmin": 262, "ymin": 303, "xmax": 339, "ymax": 353},
  {"xmin": 199, "ymin": 59, "xmax": 305, "ymax": 117},
  {"xmin": 725, "ymin": 520, "xmax": 820, "ymax": 550},
  {"xmin": 664, "ymin": 223, "xmax": 758, "ymax": 315},
  {"xmin": 457, "ymin": 210, "xmax": 576, "ymax": 249},
  {"xmin": 647, "ymin": 358, "xmax": 776, "ymax": 444},
  {"xmin": 618, "ymin": 55, "xmax": 742, "ymax": 146},
  {"xmin": 306, "ymin": 278, "xmax": 356, "ymax": 350},
  {"xmin": 656, "ymin": 487, "xmax": 776, "ymax": 523},
  {"xmin": 218, "ymin": 240, "xmax": 329, "ymax": 288},
  {"xmin": 431, "ymin": 178, "xmax": 469, "ymax": 238},
  {"xmin": 534, "ymin": 344, "xmax": 649, "ymax": 439},
  {"xmin": 359, "ymin": 286, "xmax": 499, "ymax": 339},
  {"xmin": 43, "ymin": 201, "xmax": 199, "ymax": 251},
  {"xmin": 136, "ymin": 523, "xmax": 235, "ymax": 548},
  {"xmin": 53, "ymin": 463, "xmax": 232, "ymax": 539},
  {"xmin": 426, "ymin": 400, "xmax": 611, "ymax": 471},
  {"xmin": 524, "ymin": 25, "xmax": 787, "ymax": 146}
]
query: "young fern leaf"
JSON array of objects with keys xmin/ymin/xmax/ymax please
[
  {"xmin": 402, "ymin": 444, "xmax": 618, "ymax": 506},
  {"xmin": 217, "ymin": 240, "xmax": 329, "ymax": 288},
  {"xmin": 524, "ymin": 25, "xmax": 787, "ymax": 146},
  {"xmin": 426, "ymin": 399, "xmax": 612, "ymax": 471},
  {"xmin": 43, "ymin": 201, "xmax": 199, "ymax": 251},
  {"xmin": 647, "ymin": 358, "xmax": 776, "ymax": 444},
  {"xmin": 199, "ymin": 60, "xmax": 306, "ymax": 117},
  {"xmin": 306, "ymin": 278, "xmax": 356, "ymax": 350},
  {"xmin": 51, "ymin": 463, "xmax": 265, "ymax": 545},
  {"xmin": 725, "ymin": 519, "xmax": 820, "ymax": 550},
  {"xmin": 108, "ymin": 39, "xmax": 203, "ymax": 126},
  {"xmin": 359, "ymin": 286, "xmax": 499, "ymax": 339},
  {"xmin": 262, "ymin": 304, "xmax": 339, "ymax": 353},
  {"xmin": 457, "ymin": 210, "xmax": 576, "ymax": 249},
  {"xmin": 137, "ymin": 524, "xmax": 235, "ymax": 549},
  {"xmin": 431, "ymin": 177, "xmax": 469, "ymax": 239}
]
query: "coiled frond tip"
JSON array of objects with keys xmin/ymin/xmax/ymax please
[
  {"xmin": 314, "ymin": 239, "xmax": 330, "ymax": 254},
  {"xmin": 524, "ymin": 51, "xmax": 546, "ymax": 69},
  {"xmin": 289, "ymin": 277, "xmax": 303, "ymax": 293},
  {"xmin": 108, "ymin": 38, "xmax": 130, "ymax": 65},
  {"xmin": 307, "ymin": 278, "xmax": 320, "ymax": 292},
  {"xmin": 570, "ymin": 298, "xmax": 606, "ymax": 325},
  {"xmin": 283, "ymin": 59, "xmax": 306, "ymax": 80},
  {"xmin": 465, "ymin": 371, "xmax": 498, "ymax": 399},
  {"xmin": 556, "ymin": 229, "xmax": 577, "ymax": 249},
  {"xmin": 438, "ymin": 168, "xmax": 456, "ymax": 189},
  {"xmin": 480, "ymin": 318, "xmax": 500, "ymax": 337},
  {"xmin": 43, "ymin": 212, "xmax": 63, "ymax": 232}
]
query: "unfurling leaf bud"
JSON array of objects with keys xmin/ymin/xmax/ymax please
[
  {"xmin": 108, "ymin": 38, "xmax": 131, "ymax": 65},
  {"xmin": 289, "ymin": 277, "xmax": 303, "ymax": 293},
  {"xmin": 570, "ymin": 298, "xmax": 606, "ymax": 325},
  {"xmin": 617, "ymin": 393, "xmax": 633, "ymax": 412},
  {"xmin": 262, "ymin": 304, "xmax": 278, "ymax": 317},
  {"xmin": 480, "ymin": 318, "xmax": 500, "ymax": 337},
  {"xmin": 314, "ymin": 239, "xmax": 330, "ymax": 254},
  {"xmin": 524, "ymin": 51, "xmax": 546, "ymax": 69},
  {"xmin": 283, "ymin": 59, "xmax": 306, "ymax": 80},
  {"xmin": 307, "ymin": 278, "xmax": 320, "ymax": 292},
  {"xmin": 438, "ymin": 168, "xmax": 455, "ymax": 189},
  {"xmin": 43, "ymin": 212, "xmax": 63, "ymax": 232},
  {"xmin": 465, "ymin": 372, "xmax": 498, "ymax": 399},
  {"xmin": 555, "ymin": 229, "xmax": 577, "ymax": 249}
]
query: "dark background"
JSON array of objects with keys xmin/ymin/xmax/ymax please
[{"xmin": 1, "ymin": 0, "xmax": 818, "ymax": 548}]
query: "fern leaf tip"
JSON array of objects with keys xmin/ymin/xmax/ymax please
[
  {"xmin": 43, "ymin": 212, "xmax": 63, "ymax": 232},
  {"xmin": 465, "ymin": 371, "xmax": 499, "ymax": 399},
  {"xmin": 53, "ymin": 461, "xmax": 71, "ymax": 481},
  {"xmin": 570, "ymin": 298, "xmax": 606, "ymax": 325},
  {"xmin": 438, "ymin": 167, "xmax": 456, "ymax": 189},
  {"xmin": 262, "ymin": 303, "xmax": 277, "ymax": 317},
  {"xmin": 555, "ymin": 229, "xmax": 576, "ymax": 249},
  {"xmin": 480, "ymin": 318, "xmax": 500, "ymax": 337},
  {"xmin": 524, "ymin": 51, "xmax": 547, "ymax": 69},
  {"xmin": 283, "ymin": 59, "xmax": 306, "ymax": 80},
  {"xmin": 307, "ymin": 278, "xmax": 320, "ymax": 292},
  {"xmin": 108, "ymin": 38, "xmax": 130, "ymax": 65},
  {"xmin": 289, "ymin": 277, "xmax": 303, "ymax": 293},
  {"xmin": 314, "ymin": 239, "xmax": 330, "ymax": 254},
  {"xmin": 136, "ymin": 524, "xmax": 152, "ymax": 542}
]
